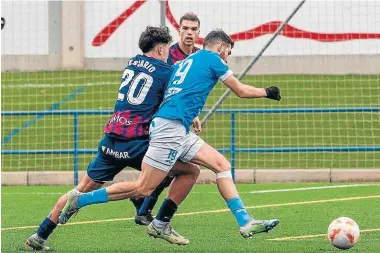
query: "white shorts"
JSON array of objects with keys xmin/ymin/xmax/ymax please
[{"xmin": 143, "ymin": 117, "xmax": 205, "ymax": 172}]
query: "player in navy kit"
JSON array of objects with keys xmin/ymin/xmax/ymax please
[
  {"xmin": 133, "ymin": 12, "xmax": 202, "ymax": 226},
  {"xmin": 25, "ymin": 26, "xmax": 200, "ymax": 250},
  {"xmin": 60, "ymin": 29, "xmax": 282, "ymax": 245},
  {"xmin": 167, "ymin": 12, "xmax": 201, "ymax": 65}
]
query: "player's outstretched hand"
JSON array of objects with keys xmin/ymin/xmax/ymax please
[{"xmin": 265, "ymin": 86, "xmax": 281, "ymax": 101}]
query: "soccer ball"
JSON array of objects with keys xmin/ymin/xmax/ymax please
[{"xmin": 328, "ymin": 217, "xmax": 360, "ymax": 250}]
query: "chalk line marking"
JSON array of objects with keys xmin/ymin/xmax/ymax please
[
  {"xmin": 2, "ymin": 195, "xmax": 380, "ymax": 231},
  {"xmin": 269, "ymin": 228, "xmax": 380, "ymax": 241},
  {"xmin": 248, "ymin": 183, "xmax": 380, "ymax": 194}
]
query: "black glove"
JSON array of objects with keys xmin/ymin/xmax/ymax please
[{"xmin": 265, "ymin": 86, "xmax": 281, "ymax": 101}]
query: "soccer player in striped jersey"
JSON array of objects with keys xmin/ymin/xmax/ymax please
[
  {"xmin": 25, "ymin": 26, "xmax": 199, "ymax": 250},
  {"xmin": 133, "ymin": 12, "xmax": 202, "ymax": 226},
  {"xmin": 167, "ymin": 12, "xmax": 201, "ymax": 65},
  {"xmin": 60, "ymin": 29, "xmax": 281, "ymax": 245}
]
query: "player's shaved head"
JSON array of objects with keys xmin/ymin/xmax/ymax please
[
  {"xmin": 139, "ymin": 26, "xmax": 172, "ymax": 53},
  {"xmin": 203, "ymin": 29, "xmax": 234, "ymax": 49}
]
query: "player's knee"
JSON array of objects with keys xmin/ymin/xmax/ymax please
[
  {"xmin": 75, "ymin": 174, "xmax": 103, "ymax": 192},
  {"xmin": 214, "ymin": 157, "xmax": 232, "ymax": 179},
  {"xmin": 55, "ymin": 194, "xmax": 69, "ymax": 210},
  {"xmin": 58, "ymin": 194, "xmax": 68, "ymax": 202},
  {"xmin": 215, "ymin": 155, "xmax": 231, "ymax": 173},
  {"xmin": 189, "ymin": 163, "xmax": 201, "ymax": 177}
]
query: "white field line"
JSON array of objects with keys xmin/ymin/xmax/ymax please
[
  {"xmin": 248, "ymin": 183, "xmax": 380, "ymax": 194},
  {"xmin": 269, "ymin": 228, "xmax": 380, "ymax": 241},
  {"xmin": 2, "ymin": 194, "xmax": 380, "ymax": 231},
  {"xmin": 1, "ymin": 82, "xmax": 118, "ymax": 88},
  {"xmin": 192, "ymin": 183, "xmax": 380, "ymax": 194},
  {"xmin": 3, "ymin": 183, "xmax": 380, "ymax": 195}
]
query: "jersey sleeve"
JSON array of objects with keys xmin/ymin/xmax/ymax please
[{"xmin": 209, "ymin": 53, "xmax": 233, "ymax": 81}]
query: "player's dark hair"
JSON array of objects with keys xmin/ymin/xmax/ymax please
[
  {"xmin": 138, "ymin": 26, "xmax": 172, "ymax": 53},
  {"xmin": 203, "ymin": 29, "xmax": 234, "ymax": 49},
  {"xmin": 179, "ymin": 12, "xmax": 200, "ymax": 27}
]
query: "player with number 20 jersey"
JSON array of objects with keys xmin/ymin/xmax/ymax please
[
  {"xmin": 25, "ymin": 26, "xmax": 200, "ymax": 251},
  {"xmin": 89, "ymin": 54, "xmax": 172, "ymax": 182},
  {"xmin": 58, "ymin": 29, "xmax": 282, "ymax": 249},
  {"xmin": 104, "ymin": 55, "xmax": 171, "ymax": 140}
]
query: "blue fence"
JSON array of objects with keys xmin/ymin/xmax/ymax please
[{"xmin": 2, "ymin": 107, "xmax": 380, "ymax": 184}]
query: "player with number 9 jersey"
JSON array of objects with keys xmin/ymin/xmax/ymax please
[
  {"xmin": 156, "ymin": 49, "xmax": 232, "ymax": 132},
  {"xmin": 142, "ymin": 29, "xmax": 280, "ymax": 241},
  {"xmin": 57, "ymin": 30, "xmax": 281, "ymax": 250}
]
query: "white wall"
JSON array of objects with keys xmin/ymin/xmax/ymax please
[
  {"xmin": 85, "ymin": 1, "xmax": 380, "ymax": 57},
  {"xmin": 1, "ymin": 0, "xmax": 380, "ymax": 73},
  {"xmin": 1, "ymin": 1, "xmax": 49, "ymax": 55}
]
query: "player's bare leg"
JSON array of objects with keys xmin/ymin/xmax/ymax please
[
  {"xmin": 190, "ymin": 143, "xmax": 279, "ymax": 238},
  {"xmin": 26, "ymin": 174, "xmax": 103, "ymax": 251},
  {"xmin": 107, "ymin": 163, "xmax": 168, "ymax": 200},
  {"xmin": 135, "ymin": 117, "xmax": 202, "ymax": 226},
  {"xmin": 60, "ymin": 160, "xmax": 200, "ymax": 223},
  {"xmin": 133, "ymin": 176, "xmax": 174, "ymax": 226},
  {"xmin": 53, "ymin": 174, "xmax": 103, "ymax": 222},
  {"xmin": 59, "ymin": 163, "xmax": 168, "ymax": 224},
  {"xmin": 148, "ymin": 161, "xmax": 200, "ymax": 245},
  {"xmin": 167, "ymin": 162, "xmax": 199, "ymax": 204}
]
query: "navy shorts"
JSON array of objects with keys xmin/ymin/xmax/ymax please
[{"xmin": 87, "ymin": 134, "xmax": 149, "ymax": 182}]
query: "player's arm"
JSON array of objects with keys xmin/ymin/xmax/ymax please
[
  {"xmin": 210, "ymin": 54, "xmax": 280, "ymax": 101},
  {"xmin": 223, "ymin": 75, "xmax": 281, "ymax": 101}
]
